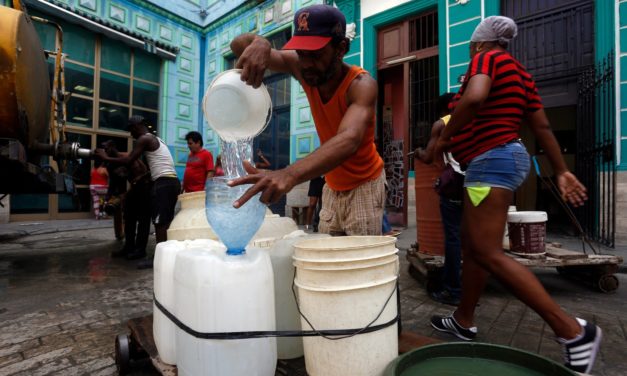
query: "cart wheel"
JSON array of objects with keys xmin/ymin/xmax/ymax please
[
  {"xmin": 597, "ymin": 274, "xmax": 619, "ymax": 293},
  {"xmin": 115, "ymin": 334, "xmax": 131, "ymax": 375}
]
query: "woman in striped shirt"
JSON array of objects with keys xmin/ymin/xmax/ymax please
[{"xmin": 430, "ymin": 16, "xmax": 600, "ymax": 373}]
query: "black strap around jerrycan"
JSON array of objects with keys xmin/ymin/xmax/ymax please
[{"xmin": 153, "ymin": 273, "xmax": 399, "ymax": 340}]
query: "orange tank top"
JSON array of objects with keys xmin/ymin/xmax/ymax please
[{"xmin": 302, "ymin": 65, "xmax": 383, "ymax": 191}]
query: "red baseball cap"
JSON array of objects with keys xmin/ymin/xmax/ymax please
[{"xmin": 282, "ymin": 5, "xmax": 346, "ymax": 51}]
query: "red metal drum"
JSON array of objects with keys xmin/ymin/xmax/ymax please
[{"xmin": 414, "ymin": 159, "xmax": 444, "ymax": 256}]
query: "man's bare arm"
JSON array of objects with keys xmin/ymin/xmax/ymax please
[
  {"xmin": 230, "ymin": 33, "xmax": 301, "ymax": 87},
  {"xmin": 417, "ymin": 120, "xmax": 445, "ymax": 164},
  {"xmin": 96, "ymin": 135, "xmax": 149, "ymax": 165}
]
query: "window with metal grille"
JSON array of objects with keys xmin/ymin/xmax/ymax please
[
  {"xmin": 409, "ymin": 56, "xmax": 439, "ymax": 168},
  {"xmin": 502, "ymin": 0, "xmax": 594, "ymax": 82},
  {"xmin": 409, "ymin": 11, "xmax": 438, "ymax": 53}
]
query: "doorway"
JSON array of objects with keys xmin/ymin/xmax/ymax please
[
  {"xmin": 502, "ymin": 0, "xmax": 596, "ymax": 234},
  {"xmin": 376, "ymin": 10, "xmax": 439, "ymax": 226}
]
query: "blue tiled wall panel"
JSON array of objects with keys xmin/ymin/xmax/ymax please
[
  {"xmin": 448, "ymin": 0, "xmax": 481, "ymax": 25},
  {"xmin": 620, "ymin": 110, "xmax": 627, "ymax": 138},
  {"xmin": 449, "ymin": 64, "xmax": 468, "ymax": 89},
  {"xmin": 621, "ymin": 27, "xmax": 627, "ymax": 54},
  {"xmin": 449, "ymin": 42, "xmax": 471, "ymax": 67},
  {"xmin": 621, "ymin": 55, "xmax": 627, "ymax": 82},
  {"xmin": 621, "ymin": 1, "xmax": 627, "ymax": 28},
  {"xmin": 449, "ymin": 18, "xmax": 480, "ymax": 45},
  {"xmin": 444, "ymin": 0, "xmax": 482, "ymax": 90}
]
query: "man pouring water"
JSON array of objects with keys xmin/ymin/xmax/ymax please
[{"xmin": 229, "ymin": 4, "xmax": 385, "ymax": 236}]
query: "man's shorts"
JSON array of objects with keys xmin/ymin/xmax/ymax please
[
  {"xmin": 151, "ymin": 177, "xmax": 180, "ymax": 225},
  {"xmin": 318, "ymin": 171, "xmax": 385, "ymax": 236}
]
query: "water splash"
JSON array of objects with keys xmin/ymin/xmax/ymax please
[{"xmin": 220, "ymin": 138, "xmax": 253, "ymax": 178}]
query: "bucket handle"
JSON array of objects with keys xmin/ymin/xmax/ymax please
[{"xmin": 291, "ymin": 268, "xmax": 399, "ymax": 340}]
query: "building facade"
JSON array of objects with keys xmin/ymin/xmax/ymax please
[
  {"xmin": 4, "ymin": 0, "xmax": 625, "ymax": 248},
  {"xmin": 355, "ymin": 0, "xmax": 622, "ymax": 247}
]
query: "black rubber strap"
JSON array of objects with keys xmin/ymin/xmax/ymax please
[{"xmin": 153, "ymin": 294, "xmax": 399, "ymax": 340}]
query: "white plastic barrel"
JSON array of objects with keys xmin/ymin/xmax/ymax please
[
  {"xmin": 174, "ymin": 246, "xmax": 277, "ymax": 376},
  {"xmin": 507, "ymin": 211, "xmax": 548, "ymax": 255},
  {"xmin": 168, "ymin": 191, "xmax": 297, "ymax": 246},
  {"xmin": 269, "ymin": 231, "xmax": 330, "ymax": 359},
  {"xmin": 252, "ymin": 215, "xmax": 299, "ymax": 246},
  {"xmin": 167, "ymin": 192, "xmax": 218, "ymax": 241},
  {"xmin": 153, "ymin": 239, "xmax": 224, "ymax": 365},
  {"xmin": 293, "ymin": 236, "xmax": 399, "ymax": 376}
]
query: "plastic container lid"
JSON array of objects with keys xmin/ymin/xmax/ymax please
[
  {"xmin": 202, "ymin": 69, "xmax": 272, "ymax": 141},
  {"xmin": 507, "ymin": 211, "xmax": 548, "ymax": 223}
]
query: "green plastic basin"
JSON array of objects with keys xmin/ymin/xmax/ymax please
[{"xmin": 384, "ymin": 343, "xmax": 576, "ymax": 376}]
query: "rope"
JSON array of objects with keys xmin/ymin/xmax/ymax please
[
  {"xmin": 153, "ymin": 288, "xmax": 398, "ymax": 340},
  {"xmin": 531, "ymin": 156, "xmax": 598, "ymax": 254},
  {"xmin": 290, "ymin": 268, "xmax": 399, "ymax": 340}
]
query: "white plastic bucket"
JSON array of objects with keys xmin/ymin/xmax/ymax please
[
  {"xmin": 507, "ymin": 211, "xmax": 548, "ymax": 255},
  {"xmin": 293, "ymin": 255, "xmax": 399, "ymax": 288},
  {"xmin": 293, "ymin": 236, "xmax": 399, "ymax": 376},
  {"xmin": 202, "ymin": 69, "xmax": 271, "ymax": 141},
  {"xmin": 293, "ymin": 235, "xmax": 397, "ymax": 262}
]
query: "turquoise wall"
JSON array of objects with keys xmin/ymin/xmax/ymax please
[
  {"xmin": 442, "ymin": 0, "xmax": 499, "ymax": 91},
  {"xmin": 616, "ymin": 0, "xmax": 627, "ymax": 169}
]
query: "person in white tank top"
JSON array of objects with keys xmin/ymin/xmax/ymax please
[{"xmin": 94, "ymin": 116, "xmax": 180, "ymax": 269}]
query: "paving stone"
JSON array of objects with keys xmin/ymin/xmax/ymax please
[
  {"xmin": 0, "ymin": 353, "xmax": 22, "ymax": 369},
  {"xmin": 72, "ymin": 327, "xmax": 118, "ymax": 344},
  {"xmin": 0, "ymin": 339, "xmax": 40, "ymax": 358},
  {"xmin": 483, "ymin": 328, "xmax": 513, "ymax": 346},
  {"xmin": 87, "ymin": 318, "xmax": 122, "ymax": 330},
  {"xmin": 0, "ymin": 325, "xmax": 61, "ymax": 348},
  {"xmin": 509, "ymin": 332, "xmax": 541, "ymax": 353},
  {"xmin": 537, "ymin": 335, "xmax": 562, "ymax": 364},
  {"xmin": 89, "ymin": 365, "xmax": 118, "ymax": 376},
  {"xmin": 55, "ymin": 357, "xmax": 115, "ymax": 376},
  {"xmin": 10, "ymin": 357, "xmax": 72, "ymax": 376},
  {"xmin": 70, "ymin": 347, "xmax": 113, "ymax": 366},
  {"xmin": 22, "ymin": 342, "xmax": 78, "ymax": 360},
  {"xmin": 39, "ymin": 333, "xmax": 76, "ymax": 348},
  {"xmin": 0, "ymin": 347, "xmax": 72, "ymax": 376}
]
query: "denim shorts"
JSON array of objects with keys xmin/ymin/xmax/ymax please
[{"xmin": 464, "ymin": 140, "xmax": 530, "ymax": 191}]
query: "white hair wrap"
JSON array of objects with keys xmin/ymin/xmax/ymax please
[{"xmin": 470, "ymin": 16, "xmax": 518, "ymax": 45}]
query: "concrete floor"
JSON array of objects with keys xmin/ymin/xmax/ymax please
[{"xmin": 0, "ymin": 219, "xmax": 626, "ymax": 375}]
